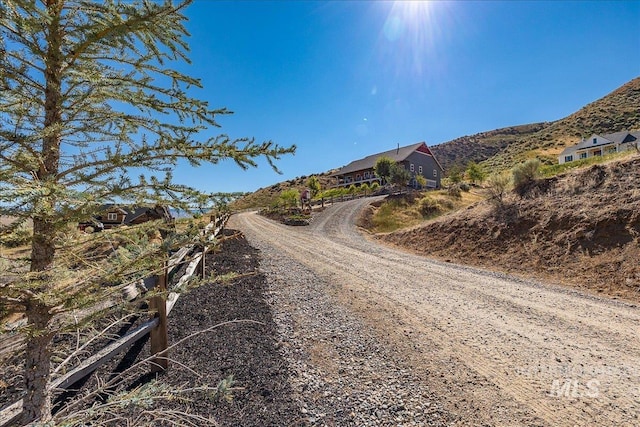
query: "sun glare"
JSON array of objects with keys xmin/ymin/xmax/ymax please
[{"xmin": 381, "ymin": 0, "xmax": 448, "ymax": 78}]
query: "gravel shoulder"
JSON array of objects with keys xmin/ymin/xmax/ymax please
[{"xmin": 231, "ymin": 199, "xmax": 640, "ymax": 427}]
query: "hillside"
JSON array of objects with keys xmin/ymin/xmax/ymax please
[
  {"xmin": 230, "ymin": 171, "xmax": 335, "ymax": 211},
  {"xmin": 431, "ymin": 77, "xmax": 640, "ymax": 172},
  {"xmin": 485, "ymin": 77, "xmax": 640, "ymax": 169},
  {"xmin": 429, "ymin": 122, "xmax": 549, "ymax": 171},
  {"xmin": 379, "ymin": 154, "xmax": 640, "ymax": 301}
]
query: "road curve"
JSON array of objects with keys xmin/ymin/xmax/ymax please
[{"xmin": 230, "ymin": 199, "xmax": 640, "ymax": 426}]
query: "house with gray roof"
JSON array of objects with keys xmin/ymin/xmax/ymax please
[
  {"xmin": 558, "ymin": 130, "xmax": 640, "ymax": 164},
  {"xmin": 330, "ymin": 142, "xmax": 444, "ymax": 189},
  {"xmin": 79, "ymin": 204, "xmax": 173, "ymax": 231}
]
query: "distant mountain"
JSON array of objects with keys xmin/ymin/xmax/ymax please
[
  {"xmin": 431, "ymin": 77, "xmax": 640, "ymax": 172},
  {"xmin": 429, "ymin": 123, "xmax": 549, "ymax": 171}
]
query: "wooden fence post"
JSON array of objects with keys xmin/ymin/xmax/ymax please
[
  {"xmin": 201, "ymin": 245, "xmax": 207, "ymax": 279},
  {"xmin": 149, "ymin": 261, "xmax": 168, "ymax": 373}
]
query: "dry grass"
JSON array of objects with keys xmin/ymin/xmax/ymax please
[
  {"xmin": 365, "ymin": 189, "xmax": 484, "ymax": 234},
  {"xmin": 0, "ymin": 245, "xmax": 30, "ymax": 259}
]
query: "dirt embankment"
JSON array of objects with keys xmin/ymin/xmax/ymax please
[{"xmin": 381, "ymin": 155, "xmax": 640, "ymax": 301}]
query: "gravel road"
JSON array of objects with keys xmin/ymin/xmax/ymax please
[{"xmin": 230, "ymin": 198, "xmax": 640, "ymax": 427}]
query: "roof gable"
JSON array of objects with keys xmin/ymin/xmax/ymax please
[
  {"xmin": 572, "ymin": 134, "xmax": 614, "ymax": 151},
  {"xmin": 603, "ymin": 130, "xmax": 633, "ymax": 144}
]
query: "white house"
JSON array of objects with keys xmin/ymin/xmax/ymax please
[{"xmin": 558, "ymin": 130, "xmax": 640, "ymax": 164}]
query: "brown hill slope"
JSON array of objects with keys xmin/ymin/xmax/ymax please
[
  {"xmin": 431, "ymin": 77, "xmax": 640, "ymax": 172},
  {"xmin": 485, "ymin": 77, "xmax": 640, "ymax": 169},
  {"xmin": 380, "ymin": 154, "xmax": 640, "ymax": 301},
  {"xmin": 429, "ymin": 122, "xmax": 549, "ymax": 171}
]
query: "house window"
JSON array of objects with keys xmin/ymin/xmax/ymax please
[
  {"xmin": 410, "ymin": 163, "xmax": 414, "ymax": 172},
  {"xmin": 564, "ymin": 155, "xmax": 573, "ymax": 163},
  {"xmin": 107, "ymin": 213, "xmax": 118, "ymax": 221},
  {"xmin": 418, "ymin": 166, "xmax": 423, "ymax": 174},
  {"xmin": 593, "ymin": 150, "xmax": 602, "ymax": 156},
  {"xmin": 433, "ymin": 169, "xmax": 437, "ymax": 177},
  {"xmin": 364, "ymin": 171, "xmax": 369, "ymax": 179},
  {"xmin": 580, "ymin": 152, "xmax": 587, "ymax": 159},
  {"xmin": 356, "ymin": 174, "xmax": 361, "ymax": 181},
  {"xmin": 593, "ymin": 138, "xmax": 597, "ymax": 144}
]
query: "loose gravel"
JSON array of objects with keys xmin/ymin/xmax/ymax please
[
  {"xmin": 232, "ymin": 198, "xmax": 640, "ymax": 427},
  {"xmin": 231, "ymin": 208, "xmax": 454, "ymax": 427},
  {"xmin": 258, "ymin": 241, "xmax": 453, "ymax": 426}
]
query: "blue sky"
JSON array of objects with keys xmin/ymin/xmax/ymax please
[{"xmin": 173, "ymin": 0, "xmax": 639, "ymax": 193}]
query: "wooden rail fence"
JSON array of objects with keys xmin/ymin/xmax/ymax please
[{"xmin": 0, "ymin": 214, "xmax": 229, "ymax": 427}]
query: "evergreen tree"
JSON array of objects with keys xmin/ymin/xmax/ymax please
[{"xmin": 0, "ymin": 0, "xmax": 294, "ymax": 423}]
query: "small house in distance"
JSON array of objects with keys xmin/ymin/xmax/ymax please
[
  {"xmin": 330, "ymin": 142, "xmax": 444, "ymax": 189},
  {"xmin": 558, "ymin": 130, "xmax": 640, "ymax": 164},
  {"xmin": 79, "ymin": 205, "xmax": 173, "ymax": 231}
]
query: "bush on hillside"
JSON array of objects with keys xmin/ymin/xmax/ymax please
[
  {"xmin": 447, "ymin": 185, "xmax": 462, "ymax": 199},
  {"xmin": 486, "ymin": 173, "xmax": 511, "ymax": 207},
  {"xmin": 466, "ymin": 161, "xmax": 486, "ymax": 184},
  {"xmin": 419, "ymin": 196, "xmax": 440, "ymax": 216},
  {"xmin": 512, "ymin": 159, "xmax": 542, "ymax": 197}
]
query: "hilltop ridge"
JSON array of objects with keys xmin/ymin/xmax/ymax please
[{"xmin": 431, "ymin": 77, "xmax": 640, "ymax": 171}]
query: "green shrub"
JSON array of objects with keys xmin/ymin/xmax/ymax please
[
  {"xmin": 374, "ymin": 156, "xmax": 395, "ymax": 184},
  {"xmin": 447, "ymin": 164, "xmax": 463, "ymax": 184},
  {"xmin": 486, "ymin": 173, "xmax": 511, "ymax": 206},
  {"xmin": 306, "ymin": 176, "xmax": 321, "ymax": 197},
  {"xmin": 447, "ymin": 185, "xmax": 462, "ymax": 199},
  {"xmin": 370, "ymin": 182, "xmax": 380, "ymax": 192},
  {"xmin": 438, "ymin": 198, "xmax": 455, "ymax": 210},
  {"xmin": 419, "ymin": 196, "xmax": 442, "ymax": 217},
  {"xmin": 459, "ymin": 182, "xmax": 470, "ymax": 192},
  {"xmin": 390, "ymin": 164, "xmax": 411, "ymax": 190},
  {"xmin": 466, "ymin": 161, "xmax": 486, "ymax": 184},
  {"xmin": 279, "ymin": 188, "xmax": 299, "ymax": 209},
  {"xmin": 512, "ymin": 159, "xmax": 541, "ymax": 190}
]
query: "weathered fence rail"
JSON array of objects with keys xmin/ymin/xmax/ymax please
[{"xmin": 0, "ymin": 214, "xmax": 229, "ymax": 427}]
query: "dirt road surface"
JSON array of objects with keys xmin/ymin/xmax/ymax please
[{"xmin": 230, "ymin": 198, "xmax": 640, "ymax": 427}]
